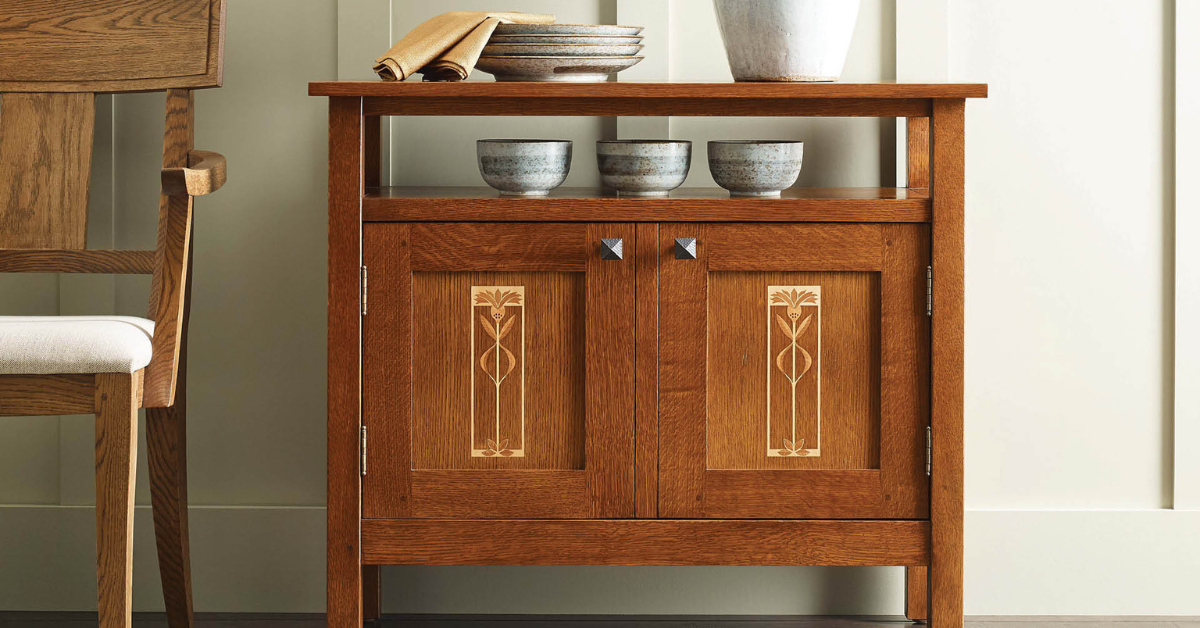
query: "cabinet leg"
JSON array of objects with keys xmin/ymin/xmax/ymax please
[
  {"xmin": 363, "ymin": 565, "xmax": 381, "ymax": 623},
  {"xmin": 905, "ymin": 566, "xmax": 928, "ymax": 622}
]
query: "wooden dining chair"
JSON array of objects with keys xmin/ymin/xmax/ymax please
[{"xmin": 0, "ymin": 1, "xmax": 227, "ymax": 627}]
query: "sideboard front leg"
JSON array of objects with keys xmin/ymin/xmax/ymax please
[
  {"xmin": 363, "ymin": 565, "xmax": 381, "ymax": 623},
  {"xmin": 905, "ymin": 566, "xmax": 928, "ymax": 622},
  {"xmin": 929, "ymin": 97, "xmax": 966, "ymax": 628},
  {"xmin": 327, "ymin": 95, "xmax": 365, "ymax": 628}
]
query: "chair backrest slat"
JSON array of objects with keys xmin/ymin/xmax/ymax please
[
  {"xmin": 0, "ymin": 0, "xmax": 225, "ymax": 93},
  {"xmin": 0, "ymin": 92, "xmax": 95, "ymax": 249}
]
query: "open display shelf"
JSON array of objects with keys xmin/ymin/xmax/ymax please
[{"xmin": 363, "ymin": 186, "xmax": 931, "ymax": 222}]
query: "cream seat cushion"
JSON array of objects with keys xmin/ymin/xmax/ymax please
[{"xmin": 0, "ymin": 316, "xmax": 155, "ymax": 375}]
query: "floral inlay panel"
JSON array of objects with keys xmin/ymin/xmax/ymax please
[
  {"xmin": 471, "ymin": 286, "xmax": 525, "ymax": 458},
  {"xmin": 766, "ymin": 286, "xmax": 822, "ymax": 457}
]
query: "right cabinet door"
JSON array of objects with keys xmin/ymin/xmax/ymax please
[{"xmin": 658, "ymin": 223, "xmax": 930, "ymax": 519}]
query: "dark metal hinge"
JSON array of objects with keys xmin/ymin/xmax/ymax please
[
  {"xmin": 360, "ymin": 425, "xmax": 368, "ymax": 477},
  {"xmin": 925, "ymin": 266, "xmax": 933, "ymax": 316},
  {"xmin": 360, "ymin": 265, "xmax": 368, "ymax": 316},
  {"xmin": 925, "ymin": 426, "xmax": 932, "ymax": 476}
]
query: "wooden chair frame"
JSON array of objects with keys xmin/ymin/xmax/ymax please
[{"xmin": 0, "ymin": 2, "xmax": 227, "ymax": 627}]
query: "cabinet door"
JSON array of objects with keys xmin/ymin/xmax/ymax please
[
  {"xmin": 659, "ymin": 223, "xmax": 930, "ymax": 519},
  {"xmin": 363, "ymin": 223, "xmax": 635, "ymax": 519}
]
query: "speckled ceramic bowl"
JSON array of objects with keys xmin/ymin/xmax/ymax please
[
  {"xmin": 477, "ymin": 140, "xmax": 572, "ymax": 196},
  {"xmin": 707, "ymin": 140, "xmax": 804, "ymax": 197},
  {"xmin": 596, "ymin": 140, "xmax": 692, "ymax": 197}
]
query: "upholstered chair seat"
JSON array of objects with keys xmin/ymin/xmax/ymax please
[{"xmin": 0, "ymin": 316, "xmax": 155, "ymax": 374}]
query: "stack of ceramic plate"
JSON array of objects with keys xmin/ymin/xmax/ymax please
[{"xmin": 476, "ymin": 24, "xmax": 644, "ymax": 82}]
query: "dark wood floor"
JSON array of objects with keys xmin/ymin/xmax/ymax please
[{"xmin": 0, "ymin": 614, "xmax": 1195, "ymax": 628}]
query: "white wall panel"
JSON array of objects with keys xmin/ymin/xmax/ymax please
[{"xmin": 951, "ymin": 0, "xmax": 1170, "ymax": 509}]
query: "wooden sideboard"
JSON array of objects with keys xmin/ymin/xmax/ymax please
[{"xmin": 308, "ymin": 81, "xmax": 987, "ymax": 628}]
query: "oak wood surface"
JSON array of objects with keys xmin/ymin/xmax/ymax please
[
  {"xmin": 707, "ymin": 271, "xmax": 880, "ymax": 471},
  {"xmin": 411, "ymin": 271, "xmax": 586, "ymax": 471},
  {"xmin": 95, "ymin": 371, "xmax": 143, "ymax": 628},
  {"xmin": 309, "ymin": 81, "xmax": 988, "ymax": 99},
  {"xmin": 0, "ymin": 0, "xmax": 226, "ymax": 93},
  {"xmin": 145, "ymin": 90, "xmax": 196, "ymax": 409},
  {"xmin": 0, "ymin": 93, "xmax": 95, "ymax": 249},
  {"xmin": 707, "ymin": 223, "xmax": 884, "ymax": 271},
  {"xmin": 363, "ymin": 187, "xmax": 930, "ymax": 223},
  {"xmin": 365, "ymin": 222, "xmax": 636, "ymax": 519},
  {"xmin": 0, "ymin": 374, "xmax": 95, "ymax": 416},
  {"xmin": 585, "ymin": 223, "xmax": 637, "ymax": 517},
  {"xmin": 410, "ymin": 471, "xmax": 590, "ymax": 519},
  {"xmin": 657, "ymin": 224, "xmax": 928, "ymax": 519},
  {"xmin": 363, "ymin": 97, "xmax": 931, "ymax": 118},
  {"xmin": 906, "ymin": 566, "xmax": 928, "ymax": 622},
  {"xmin": 146, "ymin": 244, "xmax": 195, "ymax": 628},
  {"xmin": 362, "ymin": 224, "xmax": 411, "ymax": 519},
  {"xmin": 907, "ymin": 117, "xmax": 930, "ymax": 189},
  {"xmin": 361, "ymin": 519, "xmax": 931, "ymax": 567},
  {"xmin": 929, "ymin": 99, "xmax": 966, "ymax": 628},
  {"xmin": 657, "ymin": 223, "xmax": 708, "ymax": 517},
  {"xmin": 161, "ymin": 150, "xmax": 227, "ymax": 197},
  {"xmin": 634, "ymin": 223, "xmax": 659, "ymax": 518},
  {"xmin": 326, "ymin": 96, "xmax": 363, "ymax": 628},
  {"xmin": 0, "ymin": 250, "xmax": 155, "ymax": 274},
  {"xmin": 410, "ymin": 223, "xmax": 588, "ymax": 271}
]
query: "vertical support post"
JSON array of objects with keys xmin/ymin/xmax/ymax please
[
  {"xmin": 364, "ymin": 115, "xmax": 382, "ymax": 190},
  {"xmin": 328, "ymin": 96, "xmax": 364, "ymax": 628},
  {"xmin": 906, "ymin": 565, "xmax": 929, "ymax": 622},
  {"xmin": 905, "ymin": 112, "xmax": 932, "ymax": 623},
  {"xmin": 929, "ymin": 98, "xmax": 966, "ymax": 628},
  {"xmin": 907, "ymin": 117, "xmax": 931, "ymax": 189}
]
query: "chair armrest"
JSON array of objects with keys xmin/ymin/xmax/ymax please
[{"xmin": 161, "ymin": 149, "xmax": 227, "ymax": 197}]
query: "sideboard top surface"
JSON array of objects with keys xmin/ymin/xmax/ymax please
[{"xmin": 307, "ymin": 81, "xmax": 988, "ymax": 100}]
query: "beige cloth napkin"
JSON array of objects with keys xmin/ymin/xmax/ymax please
[{"xmin": 374, "ymin": 11, "xmax": 556, "ymax": 82}]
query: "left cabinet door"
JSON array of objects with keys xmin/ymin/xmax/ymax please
[{"xmin": 362, "ymin": 222, "xmax": 636, "ymax": 519}]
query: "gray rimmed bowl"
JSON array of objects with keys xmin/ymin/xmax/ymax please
[
  {"xmin": 597, "ymin": 140, "xmax": 692, "ymax": 197},
  {"xmin": 477, "ymin": 140, "xmax": 572, "ymax": 196},
  {"xmin": 707, "ymin": 140, "xmax": 804, "ymax": 197},
  {"xmin": 494, "ymin": 23, "xmax": 643, "ymax": 37},
  {"xmin": 482, "ymin": 43, "xmax": 644, "ymax": 57}
]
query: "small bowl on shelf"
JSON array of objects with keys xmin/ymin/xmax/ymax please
[
  {"xmin": 707, "ymin": 140, "xmax": 804, "ymax": 197},
  {"xmin": 596, "ymin": 140, "xmax": 692, "ymax": 197},
  {"xmin": 477, "ymin": 139, "xmax": 572, "ymax": 196}
]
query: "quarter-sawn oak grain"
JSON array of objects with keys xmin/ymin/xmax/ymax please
[
  {"xmin": 361, "ymin": 519, "xmax": 931, "ymax": 567},
  {"xmin": 363, "ymin": 187, "xmax": 931, "ymax": 223},
  {"xmin": 930, "ymin": 99, "xmax": 967, "ymax": 628}
]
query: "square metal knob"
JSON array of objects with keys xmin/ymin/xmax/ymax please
[
  {"xmin": 600, "ymin": 238, "xmax": 624, "ymax": 260},
  {"xmin": 674, "ymin": 237, "xmax": 697, "ymax": 260}
]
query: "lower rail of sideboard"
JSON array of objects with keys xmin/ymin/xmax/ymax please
[{"xmin": 361, "ymin": 519, "xmax": 930, "ymax": 567}]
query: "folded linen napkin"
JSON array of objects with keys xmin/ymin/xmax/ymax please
[{"xmin": 374, "ymin": 11, "xmax": 556, "ymax": 82}]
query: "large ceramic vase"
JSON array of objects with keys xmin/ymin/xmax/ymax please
[{"xmin": 713, "ymin": 0, "xmax": 861, "ymax": 82}]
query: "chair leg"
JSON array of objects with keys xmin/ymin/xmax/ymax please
[
  {"xmin": 905, "ymin": 566, "xmax": 929, "ymax": 623},
  {"xmin": 95, "ymin": 372, "xmax": 142, "ymax": 628},
  {"xmin": 147, "ymin": 401, "xmax": 194, "ymax": 628}
]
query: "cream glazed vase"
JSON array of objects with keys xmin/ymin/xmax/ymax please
[{"xmin": 713, "ymin": 0, "xmax": 861, "ymax": 82}]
